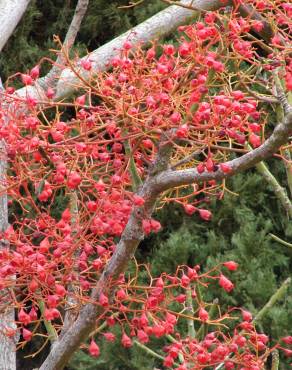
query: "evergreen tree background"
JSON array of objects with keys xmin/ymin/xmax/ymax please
[{"xmin": 1, "ymin": 1, "xmax": 291, "ymax": 369}]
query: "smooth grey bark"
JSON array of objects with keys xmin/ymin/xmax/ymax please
[
  {"xmin": 0, "ymin": 100, "xmax": 17, "ymax": 369},
  {"xmin": 16, "ymin": 0, "xmax": 229, "ymax": 101},
  {"xmin": 47, "ymin": 0, "xmax": 89, "ymax": 82},
  {"xmin": 0, "ymin": 0, "xmax": 31, "ymax": 52},
  {"xmin": 153, "ymin": 113, "xmax": 292, "ymax": 191}
]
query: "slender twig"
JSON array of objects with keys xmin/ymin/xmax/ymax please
[
  {"xmin": 45, "ymin": 0, "xmax": 89, "ymax": 86},
  {"xmin": 60, "ymin": 191, "xmax": 79, "ymax": 338},
  {"xmin": 38, "ymin": 299, "xmax": 58, "ymax": 343},
  {"xmin": 133, "ymin": 339, "xmax": 180, "ymax": 366},
  {"xmin": 186, "ymin": 288, "xmax": 195, "ymax": 338},
  {"xmin": 254, "ymin": 156, "xmax": 292, "ymax": 218},
  {"xmin": 273, "ymin": 70, "xmax": 292, "ymax": 115},
  {"xmin": 196, "ymin": 299, "xmax": 218, "ymax": 341},
  {"xmin": 118, "ymin": 0, "xmax": 145, "ymax": 8},
  {"xmin": 160, "ymin": 0, "xmax": 207, "ymax": 13},
  {"xmin": 271, "ymin": 350, "xmax": 280, "ymax": 370},
  {"xmin": 241, "ymin": 83, "xmax": 278, "ymax": 103},
  {"xmin": 269, "ymin": 233, "xmax": 292, "ymax": 249},
  {"xmin": 253, "ymin": 277, "xmax": 291, "ymax": 324},
  {"xmin": 171, "ymin": 149, "xmax": 203, "ymax": 169}
]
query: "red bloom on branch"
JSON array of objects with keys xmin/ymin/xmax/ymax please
[
  {"xmin": 121, "ymin": 333, "xmax": 132, "ymax": 348},
  {"xmin": 89, "ymin": 340, "xmax": 100, "ymax": 357},
  {"xmin": 223, "ymin": 261, "xmax": 238, "ymax": 271},
  {"xmin": 198, "ymin": 209, "xmax": 212, "ymax": 221},
  {"xmin": 67, "ymin": 172, "xmax": 81, "ymax": 189},
  {"xmin": 199, "ymin": 307, "xmax": 209, "ymax": 322},
  {"xmin": 219, "ymin": 274, "xmax": 234, "ymax": 292},
  {"xmin": 184, "ymin": 204, "xmax": 196, "ymax": 215}
]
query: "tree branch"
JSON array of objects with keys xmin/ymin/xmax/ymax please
[
  {"xmin": 46, "ymin": 0, "xmax": 89, "ymax": 85},
  {"xmin": 16, "ymin": 0, "xmax": 229, "ymax": 101},
  {"xmin": 269, "ymin": 233, "xmax": 292, "ymax": 249},
  {"xmin": 152, "ymin": 112, "xmax": 292, "ymax": 193},
  {"xmin": 253, "ymin": 277, "xmax": 291, "ymax": 324},
  {"xmin": 255, "ymin": 159, "xmax": 292, "ymax": 218},
  {"xmin": 0, "ymin": 0, "xmax": 31, "ymax": 52},
  {"xmin": 0, "ymin": 79, "xmax": 17, "ymax": 370}
]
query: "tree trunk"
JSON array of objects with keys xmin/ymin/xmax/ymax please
[{"xmin": 0, "ymin": 140, "xmax": 16, "ymax": 370}]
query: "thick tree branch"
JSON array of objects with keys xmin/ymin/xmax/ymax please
[
  {"xmin": 38, "ymin": 132, "xmax": 175, "ymax": 370},
  {"xmin": 152, "ymin": 112, "xmax": 292, "ymax": 193},
  {"xmin": 15, "ymin": 0, "xmax": 279, "ymax": 102},
  {"xmin": 0, "ymin": 0, "xmax": 31, "ymax": 52},
  {"xmin": 63, "ymin": 0, "xmax": 89, "ymax": 49},
  {"xmin": 16, "ymin": 0, "xmax": 229, "ymax": 101}
]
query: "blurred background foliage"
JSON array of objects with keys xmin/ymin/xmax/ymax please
[{"xmin": 1, "ymin": 1, "xmax": 291, "ymax": 369}]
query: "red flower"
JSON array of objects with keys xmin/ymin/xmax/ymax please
[
  {"xmin": 30, "ymin": 65, "xmax": 40, "ymax": 79},
  {"xmin": 198, "ymin": 209, "xmax": 212, "ymax": 221},
  {"xmin": 68, "ymin": 172, "xmax": 81, "ymax": 189},
  {"xmin": 137, "ymin": 329, "xmax": 149, "ymax": 343},
  {"xmin": 241, "ymin": 310, "xmax": 252, "ymax": 322},
  {"xmin": 223, "ymin": 261, "xmax": 238, "ymax": 271},
  {"xmin": 206, "ymin": 157, "xmax": 214, "ymax": 172},
  {"xmin": 89, "ymin": 340, "xmax": 100, "ymax": 357},
  {"xmin": 184, "ymin": 204, "xmax": 196, "ymax": 215},
  {"xmin": 103, "ymin": 332, "xmax": 116, "ymax": 342},
  {"xmin": 219, "ymin": 274, "xmax": 234, "ymax": 292},
  {"xmin": 282, "ymin": 336, "xmax": 292, "ymax": 345},
  {"xmin": 121, "ymin": 333, "xmax": 132, "ymax": 348},
  {"xmin": 199, "ymin": 307, "xmax": 209, "ymax": 322},
  {"xmin": 18, "ymin": 308, "xmax": 31, "ymax": 326},
  {"xmin": 220, "ymin": 163, "xmax": 232, "ymax": 173},
  {"xmin": 99, "ymin": 292, "xmax": 109, "ymax": 307},
  {"xmin": 249, "ymin": 133, "xmax": 261, "ymax": 148},
  {"xmin": 22, "ymin": 328, "xmax": 32, "ymax": 341}
]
